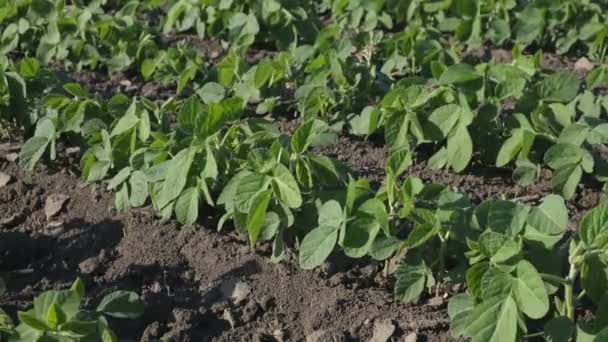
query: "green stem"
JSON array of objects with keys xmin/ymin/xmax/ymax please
[
  {"xmin": 540, "ymin": 273, "xmax": 571, "ymax": 286},
  {"xmin": 524, "ymin": 331, "xmax": 544, "ymax": 339},
  {"xmin": 564, "ymin": 264, "xmax": 579, "ymax": 320}
]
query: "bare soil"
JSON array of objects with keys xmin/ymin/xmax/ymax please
[{"xmin": 1, "ymin": 39, "xmax": 606, "ymax": 341}]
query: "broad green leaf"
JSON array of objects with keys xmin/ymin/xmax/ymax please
[
  {"xmin": 299, "ymin": 225, "xmax": 339, "ymax": 270},
  {"xmin": 368, "ymin": 234, "xmax": 400, "ymax": 261},
  {"xmin": 544, "ymin": 317, "xmax": 574, "ymax": 342},
  {"xmin": 234, "ymin": 173, "xmax": 269, "ymax": 212},
  {"xmin": 318, "ymin": 200, "xmax": 343, "ymax": 227},
  {"xmin": 449, "ymin": 293, "xmax": 474, "ymax": 338},
  {"xmin": 394, "ymin": 261, "xmax": 429, "ymax": 303},
  {"xmin": 111, "ymin": 101, "xmax": 139, "ymax": 137},
  {"xmin": 552, "ymin": 164, "xmax": 582, "ymax": 200},
  {"xmin": 129, "ymin": 171, "xmax": 148, "ymax": 207},
  {"xmin": 438, "ymin": 64, "xmax": 481, "ymax": 85},
  {"xmin": 342, "ymin": 216, "xmax": 381, "ymax": 258},
  {"xmin": 513, "ymin": 260, "xmax": 549, "ymax": 319},
  {"xmin": 425, "ymin": 104, "xmax": 461, "ymax": 140},
  {"xmin": 247, "ymin": 148, "xmax": 277, "ymax": 174},
  {"xmin": 525, "ymin": 195, "xmax": 568, "ymax": 235},
  {"xmin": 358, "ymin": 198, "xmax": 389, "ymax": 235},
  {"xmin": 19, "ymin": 136, "xmax": 50, "ymax": 171},
  {"xmin": 175, "ymin": 187, "xmax": 199, "ymax": 225},
  {"xmin": 467, "ymin": 262, "xmax": 490, "ymax": 299},
  {"xmin": 579, "ymin": 201, "xmax": 608, "ymax": 249},
  {"xmin": 496, "ymin": 130, "xmax": 523, "ymax": 167},
  {"xmin": 407, "ymin": 222, "xmax": 439, "ymax": 249},
  {"xmin": 156, "ymin": 148, "xmax": 195, "ymax": 209},
  {"xmin": 463, "ymin": 295, "xmax": 518, "ymax": 342},
  {"xmin": 254, "ymin": 60, "xmax": 274, "ymax": 88},
  {"xmin": 479, "ymin": 232, "xmax": 521, "ymax": 265},
  {"xmin": 271, "ymin": 164, "xmax": 302, "ymax": 208},
  {"xmin": 198, "ymin": 97, "xmax": 243, "ymax": 138},
  {"xmin": 544, "ymin": 144, "xmax": 583, "ymax": 170},
  {"xmin": 63, "ymin": 83, "xmax": 89, "ymax": 98},
  {"xmin": 247, "ymin": 190, "xmax": 272, "ymax": 248},
  {"xmin": 19, "ymin": 58, "xmax": 40, "ymax": 78},
  {"xmin": 107, "ymin": 167, "xmax": 132, "ymax": 190},
  {"xmin": 198, "ymin": 82, "xmax": 225, "ymax": 104},
  {"xmin": 475, "ymin": 200, "xmax": 528, "ymax": 236},
  {"xmin": 97, "ymin": 291, "xmax": 144, "ymax": 319},
  {"xmin": 447, "ymin": 123, "xmax": 472, "ymax": 172},
  {"xmin": 538, "ymin": 72, "xmax": 580, "ymax": 103},
  {"xmin": 581, "ymin": 254, "xmax": 608, "ymax": 304},
  {"xmin": 178, "ymin": 97, "xmax": 203, "ymax": 133}
]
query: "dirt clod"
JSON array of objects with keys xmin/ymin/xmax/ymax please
[
  {"xmin": 370, "ymin": 319, "xmax": 396, "ymax": 342},
  {"xmin": 44, "ymin": 194, "xmax": 70, "ymax": 220},
  {"xmin": 0, "ymin": 172, "xmax": 11, "ymax": 188}
]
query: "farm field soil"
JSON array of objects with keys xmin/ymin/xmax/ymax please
[
  {"xmin": 1, "ymin": 141, "xmax": 457, "ymax": 342},
  {"xmin": 1, "ymin": 123, "xmax": 604, "ymax": 341},
  {"xmin": 1, "ymin": 40, "xmax": 606, "ymax": 341}
]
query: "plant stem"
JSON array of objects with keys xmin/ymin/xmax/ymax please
[
  {"xmin": 524, "ymin": 331, "xmax": 544, "ymax": 339},
  {"xmin": 564, "ymin": 264, "xmax": 579, "ymax": 320},
  {"xmin": 540, "ymin": 273, "xmax": 571, "ymax": 286}
]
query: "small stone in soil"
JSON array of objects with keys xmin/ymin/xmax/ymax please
[
  {"xmin": 369, "ymin": 319, "xmax": 396, "ymax": 342},
  {"xmin": 404, "ymin": 332, "xmax": 418, "ymax": 342},
  {"xmin": 4, "ymin": 153, "xmax": 18, "ymax": 162},
  {"xmin": 219, "ymin": 277, "xmax": 251, "ymax": 305},
  {"xmin": 574, "ymin": 57, "xmax": 594, "ymax": 72},
  {"xmin": 0, "ymin": 172, "xmax": 11, "ymax": 188},
  {"xmin": 44, "ymin": 194, "xmax": 70, "ymax": 220}
]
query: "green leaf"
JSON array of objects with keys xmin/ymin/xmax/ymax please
[
  {"xmin": 513, "ymin": 260, "xmax": 549, "ymax": 319},
  {"xmin": 97, "ymin": 291, "xmax": 144, "ymax": 319},
  {"xmin": 342, "ymin": 216, "xmax": 381, "ymax": 258},
  {"xmin": 19, "ymin": 136, "xmax": 50, "ymax": 171},
  {"xmin": 115, "ymin": 183, "xmax": 130, "ymax": 212},
  {"xmin": 46, "ymin": 303, "xmax": 64, "ymax": 329},
  {"xmin": 526, "ymin": 195, "xmax": 568, "ymax": 236},
  {"xmin": 425, "ymin": 104, "xmax": 461, "ymax": 140},
  {"xmin": 247, "ymin": 190, "xmax": 272, "ymax": 248},
  {"xmin": 70, "ymin": 278, "xmax": 85, "ymax": 299},
  {"xmin": 538, "ymin": 72, "xmax": 580, "ymax": 103},
  {"xmin": 449, "ymin": 293, "xmax": 474, "ymax": 338},
  {"xmin": 107, "ymin": 167, "xmax": 132, "ymax": 190},
  {"xmin": 544, "ymin": 317, "xmax": 574, "ymax": 342},
  {"xmin": 544, "ymin": 144, "xmax": 583, "ymax": 170},
  {"xmin": 129, "ymin": 171, "xmax": 148, "ymax": 207},
  {"xmin": 63, "ymin": 83, "xmax": 89, "ymax": 98},
  {"xmin": 299, "ymin": 225, "xmax": 339, "ymax": 270},
  {"xmin": 156, "ymin": 148, "xmax": 195, "ymax": 209},
  {"xmin": 407, "ymin": 222, "xmax": 439, "ymax": 249},
  {"xmin": 234, "ymin": 173, "xmax": 270, "ymax": 212},
  {"xmin": 271, "ymin": 164, "xmax": 302, "ymax": 208},
  {"xmin": 438, "ymin": 63, "xmax": 481, "ymax": 85},
  {"xmin": 198, "ymin": 97, "xmax": 243, "ymax": 138},
  {"xmin": 318, "ymin": 200, "xmax": 343, "ymax": 227},
  {"xmin": 19, "ymin": 58, "xmax": 40, "ymax": 78},
  {"xmin": 255, "ymin": 60, "xmax": 274, "ymax": 88},
  {"xmin": 496, "ymin": 130, "xmax": 523, "ymax": 167},
  {"xmin": 174, "ymin": 187, "xmax": 199, "ymax": 225},
  {"xmin": 478, "ymin": 232, "xmax": 521, "ymax": 265},
  {"xmin": 394, "ymin": 261, "xmax": 430, "ymax": 303},
  {"xmin": 579, "ymin": 201, "xmax": 608, "ymax": 249},
  {"xmin": 247, "ymin": 148, "xmax": 277, "ymax": 174},
  {"xmin": 178, "ymin": 96, "xmax": 203, "ymax": 133},
  {"xmin": 581, "ymin": 254, "xmax": 608, "ymax": 304},
  {"xmin": 467, "ymin": 262, "xmax": 490, "ymax": 299},
  {"xmin": 462, "ymin": 295, "xmax": 518, "ymax": 342},
  {"xmin": 198, "ymin": 82, "xmax": 225, "ymax": 104},
  {"xmin": 110, "ymin": 101, "xmax": 139, "ymax": 137},
  {"xmin": 447, "ymin": 123, "xmax": 472, "ymax": 172},
  {"xmin": 552, "ymin": 164, "xmax": 582, "ymax": 200},
  {"xmin": 475, "ymin": 200, "xmax": 528, "ymax": 236},
  {"xmin": 17, "ymin": 311, "xmax": 49, "ymax": 331}
]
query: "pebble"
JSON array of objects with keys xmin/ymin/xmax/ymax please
[
  {"xmin": 219, "ymin": 277, "xmax": 251, "ymax": 305},
  {"xmin": 0, "ymin": 172, "xmax": 11, "ymax": 188},
  {"xmin": 404, "ymin": 332, "xmax": 418, "ymax": 342},
  {"xmin": 369, "ymin": 319, "xmax": 396, "ymax": 342},
  {"xmin": 44, "ymin": 194, "xmax": 70, "ymax": 220}
]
